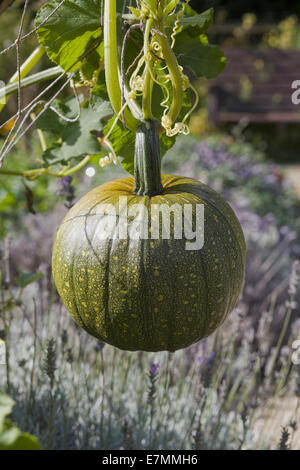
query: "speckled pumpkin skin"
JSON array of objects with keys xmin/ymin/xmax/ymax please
[{"xmin": 52, "ymin": 174, "xmax": 246, "ymax": 352}]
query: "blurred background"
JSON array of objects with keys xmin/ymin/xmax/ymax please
[{"xmin": 0, "ymin": 0, "xmax": 300, "ymax": 450}]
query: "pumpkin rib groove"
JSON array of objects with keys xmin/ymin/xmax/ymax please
[
  {"xmin": 81, "ymin": 202, "xmax": 111, "ymax": 340},
  {"xmin": 143, "ymin": 196, "xmax": 155, "ymax": 350},
  {"xmin": 207, "ymin": 200, "xmax": 246, "ymax": 318},
  {"xmin": 83, "ymin": 196, "xmax": 128, "ymax": 293},
  {"xmin": 196, "ymin": 188, "xmax": 245, "ymax": 258},
  {"xmin": 105, "ymin": 234, "xmax": 114, "ymax": 344},
  {"xmin": 167, "ymin": 240, "xmax": 177, "ymax": 351},
  {"xmin": 126, "ymin": 193, "xmax": 150, "ymax": 350},
  {"xmin": 197, "ymin": 245, "xmax": 210, "ymax": 340},
  {"xmin": 85, "ymin": 204, "xmax": 118, "ymax": 345},
  {"xmin": 192, "ymin": 187, "xmax": 245, "ymax": 279},
  {"xmin": 205, "ymin": 205, "xmax": 235, "ymax": 329},
  {"xmin": 52, "ymin": 230, "xmax": 85, "ymax": 331},
  {"xmin": 163, "ymin": 190, "xmax": 208, "ymax": 343},
  {"xmin": 140, "ymin": 239, "xmax": 152, "ymax": 350},
  {"xmin": 70, "ymin": 242, "xmax": 91, "ymax": 336},
  {"xmin": 178, "ymin": 190, "xmax": 213, "ymax": 340},
  {"xmin": 162, "ymin": 184, "xmax": 241, "ymax": 339}
]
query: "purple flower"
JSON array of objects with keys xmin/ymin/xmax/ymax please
[
  {"xmin": 56, "ymin": 176, "xmax": 75, "ymax": 208},
  {"xmin": 205, "ymin": 351, "xmax": 215, "ymax": 364},
  {"xmin": 197, "ymin": 351, "xmax": 215, "ymax": 364},
  {"xmin": 94, "ymin": 341, "xmax": 105, "ymax": 352},
  {"xmin": 149, "ymin": 362, "xmax": 160, "ymax": 375},
  {"xmin": 57, "ymin": 176, "xmax": 73, "ymax": 195}
]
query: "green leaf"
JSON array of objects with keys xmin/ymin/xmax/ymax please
[
  {"xmin": 160, "ymin": 133, "xmax": 176, "ymax": 158},
  {"xmin": 35, "ymin": 101, "xmax": 69, "ymax": 134},
  {"xmin": 90, "ymin": 70, "xmax": 110, "ymax": 109},
  {"xmin": 0, "ymin": 422, "xmax": 42, "ymax": 450},
  {"xmin": 0, "ymin": 191, "xmax": 17, "ymax": 212},
  {"xmin": 37, "ymin": 98, "xmax": 112, "ymax": 166},
  {"xmin": 0, "ymin": 394, "xmax": 42, "ymax": 450},
  {"xmin": 36, "ymin": 0, "xmax": 103, "ymax": 72},
  {"xmin": 0, "ymin": 394, "xmax": 14, "ymax": 423},
  {"xmin": 14, "ymin": 271, "xmax": 44, "ymax": 288},
  {"xmin": 79, "ymin": 41, "xmax": 104, "ymax": 80},
  {"xmin": 178, "ymin": 8, "xmax": 214, "ymax": 34},
  {"xmin": 128, "ymin": 6, "xmax": 141, "ymax": 18},
  {"xmin": 104, "ymin": 118, "xmax": 136, "ymax": 175},
  {"xmin": 174, "ymin": 32, "xmax": 227, "ymax": 79},
  {"xmin": 116, "ymin": 0, "xmax": 131, "ymax": 14}
]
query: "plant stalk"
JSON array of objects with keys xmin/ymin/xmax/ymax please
[
  {"xmin": 0, "ymin": 155, "xmax": 91, "ymax": 179},
  {"xmin": 0, "ymin": 45, "xmax": 45, "ymax": 112},
  {"xmin": 0, "ymin": 66, "xmax": 64, "ymax": 109},
  {"xmin": 104, "ymin": 0, "xmax": 140, "ymax": 130}
]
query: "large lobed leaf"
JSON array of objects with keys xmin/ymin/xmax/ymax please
[
  {"xmin": 35, "ymin": 0, "xmax": 134, "ymax": 72},
  {"xmin": 174, "ymin": 32, "xmax": 227, "ymax": 79},
  {"xmin": 36, "ymin": 0, "xmax": 103, "ymax": 72},
  {"xmin": 36, "ymin": 97, "xmax": 112, "ymax": 166}
]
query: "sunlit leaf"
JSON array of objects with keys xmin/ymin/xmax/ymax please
[
  {"xmin": 178, "ymin": 8, "xmax": 214, "ymax": 35},
  {"xmin": 174, "ymin": 32, "xmax": 227, "ymax": 79},
  {"xmin": 36, "ymin": 98, "xmax": 113, "ymax": 166},
  {"xmin": 36, "ymin": 0, "xmax": 103, "ymax": 72}
]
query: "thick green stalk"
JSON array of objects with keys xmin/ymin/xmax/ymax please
[
  {"xmin": 0, "ymin": 45, "xmax": 45, "ymax": 112},
  {"xmin": 11, "ymin": 46, "xmax": 45, "ymax": 82},
  {"xmin": 0, "ymin": 66, "xmax": 63, "ymax": 106},
  {"xmin": 134, "ymin": 119, "xmax": 163, "ymax": 197},
  {"xmin": 104, "ymin": 0, "xmax": 139, "ymax": 130}
]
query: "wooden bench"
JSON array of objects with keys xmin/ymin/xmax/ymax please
[{"xmin": 209, "ymin": 48, "xmax": 300, "ymax": 123}]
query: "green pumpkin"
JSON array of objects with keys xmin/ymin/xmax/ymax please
[{"xmin": 52, "ymin": 120, "xmax": 246, "ymax": 352}]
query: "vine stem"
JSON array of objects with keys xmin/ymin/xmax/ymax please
[
  {"xmin": 0, "ymin": 45, "xmax": 45, "ymax": 112},
  {"xmin": 0, "ymin": 66, "xmax": 63, "ymax": 114},
  {"xmin": 143, "ymin": 18, "xmax": 154, "ymax": 120},
  {"xmin": 155, "ymin": 26, "xmax": 183, "ymax": 124},
  {"xmin": 103, "ymin": 0, "xmax": 139, "ymax": 130},
  {"xmin": 30, "ymin": 112, "xmax": 47, "ymax": 152},
  {"xmin": 0, "ymin": 155, "xmax": 91, "ymax": 180}
]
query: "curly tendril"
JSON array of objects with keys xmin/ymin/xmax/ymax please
[
  {"xmin": 171, "ymin": 0, "xmax": 190, "ymax": 48},
  {"xmin": 99, "ymin": 137, "xmax": 118, "ymax": 167}
]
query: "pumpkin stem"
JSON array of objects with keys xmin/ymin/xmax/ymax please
[{"xmin": 133, "ymin": 119, "xmax": 163, "ymax": 197}]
